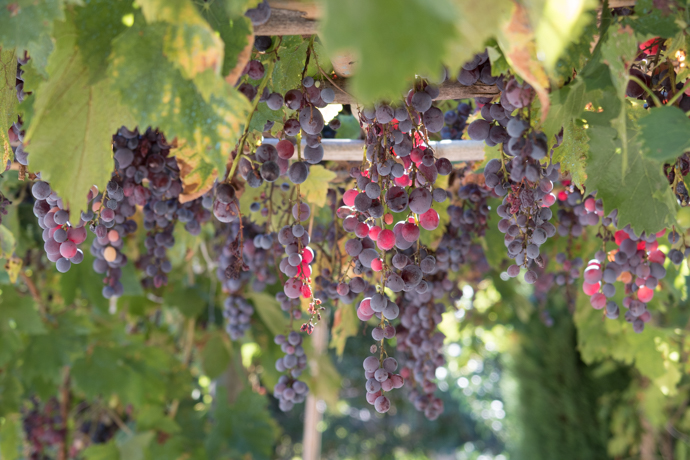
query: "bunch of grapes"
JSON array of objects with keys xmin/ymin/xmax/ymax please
[
  {"xmin": 32, "ymin": 180, "xmax": 87, "ymax": 273},
  {"xmin": 88, "ymin": 127, "xmax": 211, "ymax": 297},
  {"xmin": 464, "ymin": 65, "xmax": 563, "ymax": 283},
  {"xmin": 10, "ymin": 53, "xmax": 30, "ymax": 168},
  {"xmin": 397, "ymin": 297, "xmax": 446, "ymax": 420},
  {"xmin": 584, "ymin": 227, "xmax": 667, "ymax": 333},
  {"xmin": 22, "ymin": 399, "xmax": 65, "ymax": 458},
  {"xmin": 664, "ymin": 153, "xmax": 690, "ymax": 206},
  {"xmin": 484, "ymin": 156, "xmax": 558, "ymax": 283},
  {"xmin": 440, "ymin": 101, "xmax": 472, "ymax": 140},
  {"xmin": 222, "ymin": 295, "xmax": 255, "ymax": 340},
  {"xmin": 273, "ymin": 331, "xmax": 309, "ymax": 412}
]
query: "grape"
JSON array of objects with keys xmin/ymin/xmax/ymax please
[
  {"xmin": 303, "ymin": 144, "xmax": 324, "ymax": 164},
  {"xmin": 422, "ymin": 107, "xmax": 443, "ymax": 132},
  {"xmin": 298, "ymin": 107, "xmax": 325, "ymax": 135},
  {"xmin": 260, "ymin": 161, "xmax": 280, "ymax": 182},
  {"xmin": 467, "ymin": 119, "xmax": 490, "ymax": 140},
  {"xmin": 266, "ymin": 92, "xmax": 284, "ymax": 110},
  {"xmin": 254, "ymin": 35, "xmax": 272, "ymax": 51},
  {"xmin": 320, "ymin": 87, "xmax": 335, "ymax": 103},
  {"xmin": 409, "ymin": 188, "xmax": 432, "ymax": 214},
  {"xmin": 288, "ymin": 162, "xmax": 309, "ymax": 184},
  {"xmin": 245, "ymin": 0, "xmax": 271, "ymax": 26},
  {"xmin": 411, "ymin": 91, "xmax": 432, "ymax": 112},
  {"xmin": 32, "ymin": 181, "xmax": 51, "ymax": 200}
]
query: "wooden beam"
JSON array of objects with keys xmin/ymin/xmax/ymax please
[
  {"xmin": 254, "ymin": 6, "xmax": 318, "ymax": 36},
  {"xmin": 320, "ymin": 79, "xmax": 500, "ymax": 105},
  {"xmin": 254, "ymin": 1, "xmax": 637, "ymax": 36},
  {"xmin": 263, "ymin": 139, "xmax": 486, "ymax": 162}
]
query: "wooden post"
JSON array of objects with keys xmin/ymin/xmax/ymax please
[{"xmin": 302, "ymin": 319, "xmax": 328, "ymax": 460}]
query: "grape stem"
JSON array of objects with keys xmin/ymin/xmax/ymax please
[
  {"xmin": 628, "ymin": 75, "xmax": 662, "ymax": 107},
  {"xmin": 226, "ymin": 59, "xmax": 277, "ymax": 182},
  {"xmin": 668, "ymin": 79, "xmax": 690, "ymax": 106}
]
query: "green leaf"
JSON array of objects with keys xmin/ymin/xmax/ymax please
[
  {"xmin": 25, "ymin": 17, "xmax": 134, "ymax": 212},
  {"xmin": 321, "ymin": 0, "xmax": 456, "ymax": 103},
  {"xmin": 534, "ymin": 0, "xmax": 597, "ymax": 74},
  {"xmin": 136, "ymin": 0, "xmax": 224, "ymax": 86},
  {"xmin": 0, "ymin": 286, "xmax": 46, "ymax": 335},
  {"xmin": 74, "ymin": 0, "xmax": 136, "ymax": 83},
  {"xmin": 584, "ymin": 108, "xmax": 676, "ymax": 234},
  {"xmin": 300, "ymin": 165, "xmax": 336, "ymax": 208},
  {"xmin": 0, "ymin": 414, "xmax": 23, "ymax": 460},
  {"xmin": 195, "ymin": 0, "xmax": 252, "ymax": 78},
  {"xmin": 599, "ymin": 24, "xmax": 638, "ymax": 172},
  {"xmin": 0, "ymin": 225, "xmax": 15, "ymax": 259},
  {"xmin": 0, "ymin": 372, "xmax": 23, "ymax": 415},
  {"xmin": 201, "ymin": 332, "xmax": 231, "ymax": 380},
  {"xmin": 117, "ymin": 432, "xmax": 155, "ymax": 460},
  {"xmin": 553, "ymin": 121, "xmax": 588, "ymax": 188},
  {"xmin": 329, "ymin": 302, "xmax": 359, "ymax": 357},
  {"xmin": 335, "ymin": 114, "xmax": 362, "ymax": 140},
  {"xmin": 542, "ymin": 78, "xmax": 586, "ymax": 142},
  {"xmin": 246, "ymin": 291, "xmax": 287, "ymax": 337},
  {"xmin": 269, "ymin": 36, "xmax": 307, "ymax": 96},
  {"xmin": 136, "ymin": 406, "xmax": 181, "ymax": 434},
  {"xmin": 205, "ymin": 389, "xmax": 278, "ymax": 460},
  {"xmin": 639, "ymin": 106, "xmax": 690, "ymax": 162},
  {"xmin": 0, "ymin": 50, "xmax": 19, "ymax": 167},
  {"xmin": 0, "ymin": 0, "xmax": 64, "ymax": 52},
  {"xmin": 163, "ymin": 283, "xmax": 207, "ymax": 317},
  {"xmin": 82, "ymin": 442, "xmax": 119, "ymax": 460},
  {"xmin": 445, "ymin": 0, "xmax": 513, "ymax": 75},
  {"xmin": 109, "ymin": 20, "xmax": 250, "ymax": 180},
  {"xmin": 622, "ymin": 0, "xmax": 680, "ymax": 40}
]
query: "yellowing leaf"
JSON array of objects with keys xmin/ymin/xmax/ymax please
[
  {"xmin": 136, "ymin": 0, "xmax": 224, "ymax": 82},
  {"xmin": 0, "ymin": 50, "xmax": 18, "ymax": 168},
  {"xmin": 300, "ymin": 165, "xmax": 336, "ymax": 208},
  {"xmin": 497, "ymin": 3, "xmax": 551, "ymax": 121},
  {"xmin": 535, "ymin": 0, "xmax": 597, "ymax": 74},
  {"xmin": 26, "ymin": 18, "xmax": 134, "ymax": 211}
]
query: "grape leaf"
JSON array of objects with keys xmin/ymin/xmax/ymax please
[
  {"xmin": 82, "ymin": 442, "xmax": 119, "ymax": 460},
  {"xmin": 622, "ymin": 0, "xmax": 680, "ymax": 40},
  {"xmin": 553, "ymin": 121, "xmax": 588, "ymax": 188},
  {"xmin": 25, "ymin": 17, "xmax": 134, "ymax": 212},
  {"xmin": 320, "ymin": 0, "xmax": 456, "ymax": 103},
  {"xmin": 300, "ymin": 164, "xmax": 336, "ymax": 208},
  {"xmin": 600, "ymin": 24, "xmax": 638, "ymax": 172},
  {"xmin": 136, "ymin": 0, "xmax": 223, "ymax": 82},
  {"xmin": 574, "ymin": 293, "xmax": 681, "ymax": 394},
  {"xmin": 205, "ymin": 389, "xmax": 279, "ymax": 460},
  {"xmin": 584, "ymin": 108, "xmax": 676, "ymax": 234},
  {"xmin": 0, "ymin": 413, "xmax": 23, "ymax": 460},
  {"xmin": 0, "ymin": 0, "xmax": 64, "ymax": 53},
  {"xmin": 109, "ymin": 21, "xmax": 250, "ymax": 183},
  {"xmin": 329, "ymin": 302, "xmax": 359, "ymax": 357},
  {"xmin": 194, "ymin": 0, "xmax": 253, "ymax": 79},
  {"xmin": 445, "ymin": 0, "xmax": 513, "ymax": 75},
  {"xmin": 496, "ymin": 3, "xmax": 551, "ymax": 121},
  {"xmin": 270, "ymin": 36, "xmax": 308, "ymax": 96},
  {"xmin": 542, "ymin": 78, "xmax": 586, "ymax": 142},
  {"xmin": 639, "ymin": 105, "xmax": 690, "ymax": 162},
  {"xmin": 0, "ymin": 50, "xmax": 18, "ymax": 167},
  {"xmin": 201, "ymin": 332, "xmax": 231, "ymax": 380},
  {"xmin": 0, "ymin": 286, "xmax": 45, "ymax": 335},
  {"xmin": 534, "ymin": 0, "xmax": 597, "ymax": 75},
  {"xmin": 118, "ymin": 432, "xmax": 155, "ymax": 460},
  {"xmin": 0, "ymin": 224, "xmax": 15, "ymax": 259},
  {"xmin": 136, "ymin": 406, "xmax": 181, "ymax": 434},
  {"xmin": 247, "ymin": 291, "xmax": 287, "ymax": 337},
  {"xmin": 74, "ymin": 0, "xmax": 135, "ymax": 83}
]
